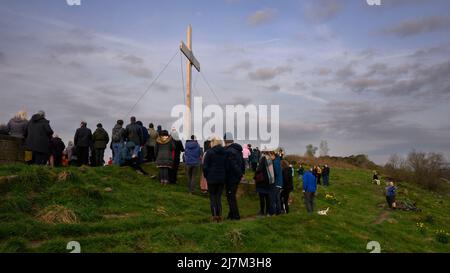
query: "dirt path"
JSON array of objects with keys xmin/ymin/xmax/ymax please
[{"xmin": 374, "ymin": 210, "xmax": 390, "ymax": 225}]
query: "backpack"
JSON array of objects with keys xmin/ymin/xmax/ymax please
[{"xmin": 112, "ymin": 127, "xmax": 123, "ymax": 143}]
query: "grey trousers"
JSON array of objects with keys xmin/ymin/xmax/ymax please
[
  {"xmin": 304, "ymin": 192, "xmax": 315, "ymax": 213},
  {"xmin": 186, "ymin": 165, "xmax": 198, "ymax": 193}
]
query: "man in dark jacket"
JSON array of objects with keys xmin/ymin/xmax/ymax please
[
  {"xmin": 169, "ymin": 130, "xmax": 184, "ymax": 184},
  {"xmin": 92, "ymin": 123, "xmax": 110, "ymax": 166},
  {"xmin": 74, "ymin": 121, "xmax": 92, "ymax": 166},
  {"xmin": 125, "ymin": 117, "xmax": 144, "ymax": 159},
  {"xmin": 224, "ymin": 132, "xmax": 245, "ymax": 220},
  {"xmin": 136, "ymin": 121, "xmax": 148, "ymax": 164},
  {"xmin": 25, "ymin": 111, "xmax": 54, "ymax": 165},
  {"xmin": 146, "ymin": 123, "xmax": 158, "ymax": 162},
  {"xmin": 111, "ymin": 120, "xmax": 126, "ymax": 166},
  {"xmin": 322, "ymin": 164, "xmax": 331, "ymax": 186},
  {"xmin": 184, "ymin": 135, "xmax": 202, "ymax": 193},
  {"xmin": 50, "ymin": 135, "xmax": 66, "ymax": 167}
]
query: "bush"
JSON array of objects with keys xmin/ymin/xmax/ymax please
[{"xmin": 384, "ymin": 150, "xmax": 448, "ymax": 191}]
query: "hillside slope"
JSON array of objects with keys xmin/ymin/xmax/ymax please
[{"xmin": 0, "ymin": 163, "xmax": 449, "ymax": 253}]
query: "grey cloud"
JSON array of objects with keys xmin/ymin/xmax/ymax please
[
  {"xmin": 376, "ymin": 60, "xmax": 450, "ymax": 97},
  {"xmin": 120, "ymin": 54, "xmax": 145, "ymax": 65},
  {"xmin": 0, "ymin": 51, "xmax": 5, "ymax": 63},
  {"xmin": 121, "ymin": 65, "xmax": 153, "ymax": 79},
  {"xmin": 265, "ymin": 84, "xmax": 281, "ymax": 92},
  {"xmin": 48, "ymin": 43, "xmax": 106, "ymax": 55},
  {"xmin": 249, "ymin": 65, "xmax": 292, "ymax": 81},
  {"xmin": 335, "ymin": 64, "xmax": 355, "ymax": 79},
  {"xmin": 324, "ymin": 101, "xmax": 450, "ymax": 159},
  {"xmin": 224, "ymin": 60, "xmax": 253, "ymax": 74},
  {"xmin": 382, "ymin": 16, "xmax": 450, "ymax": 37},
  {"xmin": 412, "ymin": 45, "xmax": 450, "ymax": 58},
  {"xmin": 248, "ymin": 9, "xmax": 277, "ymax": 26},
  {"xmin": 317, "ymin": 68, "xmax": 332, "ymax": 76},
  {"xmin": 304, "ymin": 0, "xmax": 344, "ymax": 23}
]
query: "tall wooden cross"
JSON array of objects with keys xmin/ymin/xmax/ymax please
[{"xmin": 180, "ymin": 24, "xmax": 201, "ymax": 140}]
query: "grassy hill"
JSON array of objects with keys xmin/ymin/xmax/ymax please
[{"xmin": 0, "ymin": 162, "xmax": 449, "ymax": 253}]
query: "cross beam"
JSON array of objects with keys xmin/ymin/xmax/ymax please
[{"xmin": 180, "ymin": 25, "xmax": 201, "ymax": 139}]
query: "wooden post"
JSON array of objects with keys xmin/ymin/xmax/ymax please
[
  {"xmin": 180, "ymin": 24, "xmax": 200, "ymax": 140},
  {"xmin": 185, "ymin": 25, "xmax": 192, "ymax": 139}
]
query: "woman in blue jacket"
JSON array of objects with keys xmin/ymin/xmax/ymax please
[{"xmin": 184, "ymin": 135, "xmax": 202, "ymax": 193}]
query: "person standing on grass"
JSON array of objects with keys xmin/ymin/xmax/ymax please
[
  {"xmin": 199, "ymin": 140, "xmax": 211, "ymax": 194},
  {"xmin": 111, "ymin": 120, "xmax": 126, "ymax": 166},
  {"xmin": 271, "ymin": 149, "xmax": 283, "ymax": 215},
  {"xmin": 184, "ymin": 135, "xmax": 202, "ymax": 194},
  {"xmin": 147, "ymin": 123, "xmax": 158, "ymax": 162},
  {"xmin": 281, "ymin": 160, "xmax": 294, "ymax": 214},
  {"xmin": 242, "ymin": 144, "xmax": 251, "ymax": 169},
  {"xmin": 386, "ymin": 181, "xmax": 397, "ymax": 210},
  {"xmin": 24, "ymin": 111, "xmax": 54, "ymax": 165},
  {"xmin": 322, "ymin": 164, "xmax": 330, "ymax": 186},
  {"xmin": 250, "ymin": 147, "xmax": 261, "ymax": 172},
  {"xmin": 169, "ymin": 129, "xmax": 184, "ymax": 184},
  {"xmin": 303, "ymin": 167, "xmax": 317, "ymax": 214},
  {"xmin": 125, "ymin": 116, "xmax": 144, "ymax": 160},
  {"xmin": 203, "ymin": 137, "xmax": 228, "ymax": 223},
  {"xmin": 224, "ymin": 132, "xmax": 245, "ymax": 221},
  {"xmin": 50, "ymin": 134, "xmax": 65, "ymax": 167},
  {"xmin": 136, "ymin": 121, "xmax": 149, "ymax": 164},
  {"xmin": 254, "ymin": 151, "xmax": 274, "ymax": 217},
  {"xmin": 74, "ymin": 121, "xmax": 92, "ymax": 166},
  {"xmin": 155, "ymin": 130, "xmax": 175, "ymax": 185},
  {"xmin": 92, "ymin": 123, "xmax": 110, "ymax": 166}
]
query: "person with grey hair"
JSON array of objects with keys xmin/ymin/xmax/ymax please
[
  {"xmin": 7, "ymin": 110, "xmax": 28, "ymax": 138},
  {"xmin": 74, "ymin": 121, "xmax": 92, "ymax": 166},
  {"xmin": 24, "ymin": 110, "xmax": 54, "ymax": 165}
]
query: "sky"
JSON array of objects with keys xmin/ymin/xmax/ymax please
[{"xmin": 1, "ymin": 0, "xmax": 450, "ymax": 164}]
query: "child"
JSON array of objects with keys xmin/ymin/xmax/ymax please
[{"xmin": 385, "ymin": 181, "xmax": 397, "ymax": 209}]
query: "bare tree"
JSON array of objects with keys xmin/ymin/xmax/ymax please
[
  {"xmin": 319, "ymin": 140, "xmax": 330, "ymax": 157},
  {"xmin": 407, "ymin": 150, "xmax": 447, "ymax": 191}
]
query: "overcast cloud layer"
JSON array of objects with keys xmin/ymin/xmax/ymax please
[{"xmin": 1, "ymin": 0, "xmax": 450, "ymax": 164}]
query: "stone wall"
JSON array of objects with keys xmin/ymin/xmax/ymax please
[{"xmin": 0, "ymin": 135, "xmax": 25, "ymax": 164}]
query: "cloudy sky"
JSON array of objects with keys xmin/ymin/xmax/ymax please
[{"xmin": 1, "ymin": 0, "xmax": 450, "ymax": 164}]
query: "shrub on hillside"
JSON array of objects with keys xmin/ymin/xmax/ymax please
[{"xmin": 385, "ymin": 151, "xmax": 448, "ymax": 191}]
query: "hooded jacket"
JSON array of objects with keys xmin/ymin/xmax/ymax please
[
  {"xmin": 203, "ymin": 145, "xmax": 228, "ymax": 184},
  {"xmin": 93, "ymin": 127, "xmax": 110, "ymax": 149},
  {"xmin": 184, "ymin": 140, "xmax": 201, "ymax": 166},
  {"xmin": 7, "ymin": 117, "xmax": 28, "ymax": 138},
  {"xmin": 24, "ymin": 114, "xmax": 53, "ymax": 154},
  {"xmin": 224, "ymin": 143, "xmax": 245, "ymax": 185},
  {"xmin": 155, "ymin": 135, "xmax": 175, "ymax": 168},
  {"xmin": 273, "ymin": 156, "xmax": 283, "ymax": 188},
  {"xmin": 147, "ymin": 127, "xmax": 158, "ymax": 147}
]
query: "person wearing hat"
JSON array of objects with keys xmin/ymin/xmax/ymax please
[
  {"xmin": 155, "ymin": 130, "xmax": 175, "ymax": 185},
  {"xmin": 223, "ymin": 132, "xmax": 245, "ymax": 220},
  {"xmin": 92, "ymin": 123, "xmax": 110, "ymax": 166}
]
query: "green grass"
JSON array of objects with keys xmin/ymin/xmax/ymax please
[{"xmin": 0, "ymin": 163, "xmax": 449, "ymax": 253}]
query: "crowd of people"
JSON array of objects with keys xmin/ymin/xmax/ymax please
[{"xmin": 2, "ymin": 109, "xmax": 346, "ymax": 222}]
